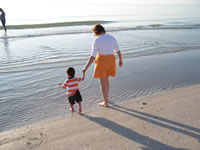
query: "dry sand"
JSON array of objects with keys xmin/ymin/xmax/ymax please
[{"xmin": 0, "ymin": 85, "xmax": 200, "ymax": 150}]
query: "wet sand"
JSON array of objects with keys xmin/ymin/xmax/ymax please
[{"xmin": 0, "ymin": 84, "xmax": 199, "ymax": 150}]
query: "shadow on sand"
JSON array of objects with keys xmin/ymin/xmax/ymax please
[
  {"xmin": 109, "ymin": 103, "xmax": 200, "ymax": 141},
  {"xmin": 81, "ymin": 112, "xmax": 189, "ymax": 150}
]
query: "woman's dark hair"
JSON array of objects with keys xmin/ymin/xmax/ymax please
[
  {"xmin": 92, "ymin": 24, "xmax": 106, "ymax": 35},
  {"xmin": 66, "ymin": 67, "xmax": 75, "ymax": 77}
]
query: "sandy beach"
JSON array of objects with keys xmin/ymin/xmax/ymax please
[{"xmin": 0, "ymin": 84, "xmax": 199, "ymax": 150}]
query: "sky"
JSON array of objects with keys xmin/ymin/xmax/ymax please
[
  {"xmin": 1, "ymin": 0, "xmax": 200, "ymax": 6},
  {"xmin": 1, "ymin": 0, "xmax": 200, "ymax": 25}
]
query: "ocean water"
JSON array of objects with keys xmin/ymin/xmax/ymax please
[{"xmin": 0, "ymin": 4, "xmax": 200, "ymax": 131}]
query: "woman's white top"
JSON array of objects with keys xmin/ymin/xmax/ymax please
[{"xmin": 91, "ymin": 34, "xmax": 120, "ymax": 57}]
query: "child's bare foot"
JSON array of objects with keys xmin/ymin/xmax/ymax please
[
  {"xmin": 98, "ymin": 102, "xmax": 109, "ymax": 107},
  {"xmin": 70, "ymin": 104, "xmax": 74, "ymax": 112},
  {"xmin": 69, "ymin": 108, "xmax": 74, "ymax": 112},
  {"xmin": 78, "ymin": 102, "xmax": 82, "ymax": 113},
  {"xmin": 78, "ymin": 107, "xmax": 82, "ymax": 113},
  {"xmin": 78, "ymin": 111, "xmax": 84, "ymax": 114}
]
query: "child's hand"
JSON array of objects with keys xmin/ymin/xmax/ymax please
[
  {"xmin": 119, "ymin": 59, "xmax": 123, "ymax": 68},
  {"xmin": 58, "ymin": 83, "xmax": 65, "ymax": 88}
]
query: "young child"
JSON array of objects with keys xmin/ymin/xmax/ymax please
[{"xmin": 58, "ymin": 67, "xmax": 85, "ymax": 113}]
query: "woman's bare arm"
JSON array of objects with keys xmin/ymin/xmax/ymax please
[
  {"xmin": 82, "ymin": 56, "xmax": 95, "ymax": 73},
  {"xmin": 117, "ymin": 51, "xmax": 123, "ymax": 67}
]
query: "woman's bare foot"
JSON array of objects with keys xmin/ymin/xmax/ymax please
[{"xmin": 98, "ymin": 102, "xmax": 109, "ymax": 107}]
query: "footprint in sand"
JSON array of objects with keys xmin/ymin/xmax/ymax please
[{"xmin": 26, "ymin": 131, "xmax": 45, "ymax": 148}]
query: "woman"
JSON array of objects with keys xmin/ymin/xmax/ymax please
[
  {"xmin": 0, "ymin": 8, "xmax": 7, "ymax": 33},
  {"xmin": 82, "ymin": 24, "xmax": 123, "ymax": 107}
]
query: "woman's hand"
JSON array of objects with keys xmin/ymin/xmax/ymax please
[
  {"xmin": 82, "ymin": 68, "xmax": 86, "ymax": 74},
  {"xmin": 117, "ymin": 51, "xmax": 123, "ymax": 67},
  {"xmin": 82, "ymin": 56, "xmax": 95, "ymax": 73},
  {"xmin": 119, "ymin": 59, "xmax": 123, "ymax": 67},
  {"xmin": 81, "ymin": 69, "xmax": 86, "ymax": 81}
]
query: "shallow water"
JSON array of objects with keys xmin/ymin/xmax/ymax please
[{"xmin": 1, "ymin": 29, "xmax": 200, "ymax": 132}]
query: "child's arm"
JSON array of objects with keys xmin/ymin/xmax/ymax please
[{"xmin": 58, "ymin": 82, "xmax": 66, "ymax": 88}]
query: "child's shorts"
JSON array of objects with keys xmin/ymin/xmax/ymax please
[
  {"xmin": 93, "ymin": 54, "xmax": 116, "ymax": 78},
  {"xmin": 68, "ymin": 90, "xmax": 82, "ymax": 105}
]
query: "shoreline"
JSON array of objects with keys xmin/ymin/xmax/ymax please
[{"xmin": 0, "ymin": 84, "xmax": 200, "ymax": 150}]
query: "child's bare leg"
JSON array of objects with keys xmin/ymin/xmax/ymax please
[
  {"xmin": 78, "ymin": 102, "xmax": 82, "ymax": 113},
  {"xmin": 70, "ymin": 104, "xmax": 74, "ymax": 112}
]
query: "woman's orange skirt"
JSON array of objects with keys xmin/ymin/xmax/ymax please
[{"xmin": 93, "ymin": 54, "xmax": 116, "ymax": 78}]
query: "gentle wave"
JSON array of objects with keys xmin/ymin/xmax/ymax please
[
  {"xmin": 1, "ymin": 46, "xmax": 200, "ymax": 74},
  {"xmin": 7, "ymin": 20, "xmax": 110, "ymax": 29},
  {"xmin": 109, "ymin": 24, "xmax": 200, "ymax": 31},
  {"xmin": 1, "ymin": 23, "xmax": 200, "ymax": 39},
  {"xmin": 0, "ymin": 58, "xmax": 87, "ymax": 73}
]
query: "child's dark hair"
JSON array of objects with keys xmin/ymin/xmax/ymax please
[
  {"xmin": 91, "ymin": 24, "xmax": 106, "ymax": 35},
  {"xmin": 66, "ymin": 67, "xmax": 75, "ymax": 77}
]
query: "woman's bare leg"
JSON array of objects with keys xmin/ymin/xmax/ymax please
[
  {"xmin": 105, "ymin": 77, "xmax": 109, "ymax": 97},
  {"xmin": 99, "ymin": 77, "xmax": 109, "ymax": 106}
]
